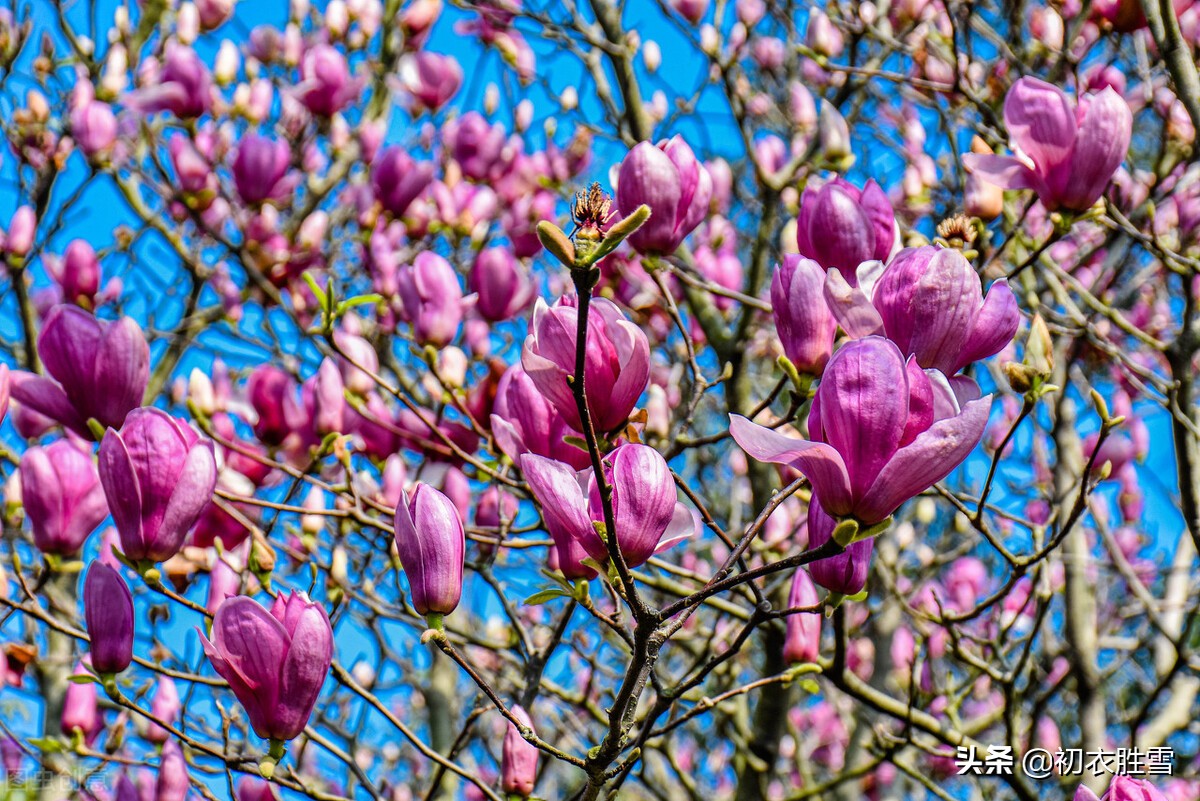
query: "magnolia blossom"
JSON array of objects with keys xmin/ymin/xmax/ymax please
[
  {"xmin": 771, "ymin": 255, "xmax": 837, "ymax": 375},
  {"xmin": 200, "ymin": 592, "xmax": 333, "ymax": 742},
  {"xmin": 794, "ymin": 177, "xmax": 896, "ymax": 281},
  {"xmin": 521, "ymin": 296, "xmax": 650, "ymax": 435},
  {"xmin": 616, "ymin": 136, "xmax": 713, "ymax": 255},
  {"xmin": 98, "ymin": 407, "xmax": 218, "ymax": 563},
  {"xmin": 963, "ymin": 77, "xmax": 1132, "ymax": 211},
  {"xmin": 392, "ymin": 484, "xmax": 465, "ymax": 617},
  {"xmin": 521, "ymin": 444, "xmax": 696, "ymax": 572},
  {"xmin": 502, "ymin": 705, "xmax": 539, "ymax": 798},
  {"xmin": 11, "ymin": 305, "xmax": 149, "ymax": 436},
  {"xmin": 398, "ymin": 51, "xmax": 462, "ymax": 112},
  {"xmin": 83, "ymin": 562, "xmax": 134, "ymax": 674},
  {"xmin": 490, "ymin": 364, "xmax": 592, "ymax": 470},
  {"xmin": 823, "ymin": 246, "xmax": 1019, "ymax": 375},
  {"xmin": 731, "ymin": 337, "xmax": 991, "ymax": 524},
  {"xmin": 20, "ymin": 438, "xmax": 109, "ymax": 556},
  {"xmin": 1075, "ymin": 777, "xmax": 1169, "ymax": 801},
  {"xmin": 782, "ymin": 568, "xmax": 822, "ymax": 664}
]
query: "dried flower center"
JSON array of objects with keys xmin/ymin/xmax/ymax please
[{"xmin": 572, "ymin": 182, "xmax": 614, "ymax": 242}]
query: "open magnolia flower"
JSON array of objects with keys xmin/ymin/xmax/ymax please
[
  {"xmin": 731, "ymin": 337, "xmax": 991, "ymax": 526},
  {"xmin": 823, "ymin": 245, "xmax": 1019, "ymax": 375},
  {"xmin": 963, "ymin": 76, "xmax": 1132, "ymax": 212}
]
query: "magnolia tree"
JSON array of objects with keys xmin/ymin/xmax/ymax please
[{"xmin": 0, "ymin": 0, "xmax": 1199, "ymax": 799}]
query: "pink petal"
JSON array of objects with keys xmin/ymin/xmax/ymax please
[
  {"xmin": 728, "ymin": 414, "xmax": 855, "ymax": 516},
  {"xmin": 856, "ymin": 394, "xmax": 992, "ymax": 523}
]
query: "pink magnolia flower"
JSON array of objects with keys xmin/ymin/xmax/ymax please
[
  {"xmin": 232, "ymin": 134, "xmax": 293, "ymax": 205},
  {"xmin": 520, "ymin": 444, "xmax": 696, "ymax": 571},
  {"xmin": 823, "ymin": 246, "xmax": 1019, "ymax": 374},
  {"xmin": 70, "ymin": 100, "xmax": 118, "ymax": 158},
  {"xmin": 731, "ymin": 337, "xmax": 991, "ymax": 525},
  {"xmin": 61, "ymin": 661, "xmax": 102, "ymax": 744},
  {"xmin": 771, "ymin": 255, "xmax": 837, "ymax": 376},
  {"xmin": 125, "ymin": 44, "xmax": 212, "ymax": 119},
  {"xmin": 397, "ymin": 252, "xmax": 464, "ymax": 347},
  {"xmin": 295, "ymin": 44, "xmax": 361, "ymax": 116},
  {"xmin": 398, "ymin": 51, "xmax": 462, "ymax": 112},
  {"xmin": 98, "ymin": 407, "xmax": 218, "ymax": 563},
  {"xmin": 20, "ymin": 438, "xmax": 108, "ymax": 556},
  {"xmin": 371, "ymin": 146, "xmax": 435, "ymax": 218},
  {"xmin": 670, "ymin": 0, "xmax": 708, "ymax": 23},
  {"xmin": 806, "ymin": 498, "xmax": 873, "ymax": 594},
  {"xmin": 10, "ymin": 305, "xmax": 149, "ymax": 436},
  {"xmin": 470, "ymin": 247, "xmax": 535, "ymax": 322},
  {"xmin": 521, "ymin": 296, "xmax": 650, "ymax": 435},
  {"xmin": 794, "ymin": 177, "xmax": 895, "ymax": 281},
  {"xmin": 83, "ymin": 562, "xmax": 134, "ymax": 674},
  {"xmin": 490, "ymin": 364, "xmax": 592, "ymax": 470},
  {"xmin": 1075, "ymin": 776, "xmax": 1169, "ymax": 801},
  {"xmin": 783, "ymin": 568, "xmax": 822, "ymax": 663},
  {"xmin": 393, "ymin": 483, "xmax": 466, "ymax": 617},
  {"xmin": 200, "ymin": 591, "xmax": 334, "ymax": 742},
  {"xmin": 963, "ymin": 77, "xmax": 1132, "ymax": 212},
  {"xmin": 502, "ymin": 705, "xmax": 538, "ymax": 798},
  {"xmin": 616, "ymin": 136, "xmax": 713, "ymax": 255}
]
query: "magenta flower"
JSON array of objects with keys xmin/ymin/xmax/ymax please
[
  {"xmin": 83, "ymin": 562, "xmax": 134, "ymax": 674},
  {"xmin": 1075, "ymin": 777, "xmax": 1169, "ymax": 801},
  {"xmin": 616, "ymin": 136, "xmax": 712, "ymax": 255},
  {"xmin": 517, "ymin": 454, "xmax": 597, "ymax": 579},
  {"xmin": 70, "ymin": 100, "xmax": 118, "ymax": 158},
  {"xmin": 491, "ymin": 365, "xmax": 591, "ymax": 470},
  {"xmin": 61, "ymin": 661, "xmax": 102, "ymax": 744},
  {"xmin": 232, "ymin": 134, "xmax": 293, "ymax": 205},
  {"xmin": 782, "ymin": 568, "xmax": 821, "ymax": 664},
  {"xmin": 20, "ymin": 438, "xmax": 109, "ymax": 556},
  {"xmin": 146, "ymin": 675, "xmax": 181, "ymax": 743},
  {"xmin": 10, "ymin": 305, "xmax": 149, "ymax": 436},
  {"xmin": 48, "ymin": 240, "xmax": 102, "ymax": 305},
  {"xmin": 824, "ymin": 246, "xmax": 1019, "ymax": 375},
  {"xmin": 393, "ymin": 483, "xmax": 466, "ymax": 617},
  {"xmin": 771, "ymin": 255, "xmax": 837, "ymax": 376},
  {"xmin": 521, "ymin": 444, "xmax": 695, "ymax": 571},
  {"xmin": 195, "ymin": 0, "xmax": 234, "ymax": 29},
  {"xmin": 169, "ymin": 133, "xmax": 216, "ymax": 197},
  {"xmin": 670, "ymin": 0, "xmax": 709, "ymax": 23},
  {"xmin": 126, "ymin": 44, "xmax": 212, "ymax": 119},
  {"xmin": 295, "ymin": 44, "xmax": 361, "ymax": 116},
  {"xmin": 475, "ymin": 486, "xmax": 519, "ymax": 552},
  {"xmin": 98, "ymin": 407, "xmax": 218, "ymax": 563},
  {"xmin": 585, "ymin": 443, "xmax": 696, "ymax": 566},
  {"xmin": 236, "ymin": 778, "xmax": 280, "ymax": 801},
  {"xmin": 399, "ymin": 51, "xmax": 463, "ymax": 112},
  {"xmin": 156, "ymin": 741, "xmax": 189, "ymax": 801},
  {"xmin": 247, "ymin": 364, "xmax": 298, "ymax": 447},
  {"xmin": 310, "ymin": 358, "xmax": 346, "ymax": 436},
  {"xmin": 521, "ymin": 296, "xmax": 650, "ymax": 435},
  {"xmin": 469, "ymin": 246, "xmax": 535, "ymax": 322},
  {"xmin": 502, "ymin": 705, "xmax": 539, "ymax": 798},
  {"xmin": 397, "ymin": 252, "xmax": 464, "ymax": 347},
  {"xmin": 731, "ymin": 337, "xmax": 991, "ymax": 525},
  {"xmin": 371, "ymin": 146, "xmax": 435, "ymax": 218},
  {"xmin": 5, "ymin": 206, "xmax": 36, "ymax": 257},
  {"xmin": 446, "ymin": 111, "xmax": 510, "ymax": 181},
  {"xmin": 963, "ymin": 77, "xmax": 1132, "ymax": 212},
  {"xmin": 200, "ymin": 591, "xmax": 333, "ymax": 742},
  {"xmin": 794, "ymin": 177, "xmax": 895, "ymax": 281},
  {"xmin": 806, "ymin": 499, "xmax": 873, "ymax": 594}
]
